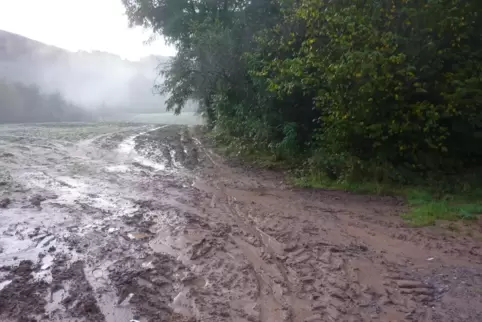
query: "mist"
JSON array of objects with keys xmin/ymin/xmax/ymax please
[{"xmin": 0, "ymin": 30, "xmax": 199, "ymax": 123}]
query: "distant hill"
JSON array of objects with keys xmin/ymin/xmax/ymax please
[
  {"xmin": 0, "ymin": 30, "xmax": 174, "ymax": 113},
  {"xmin": 0, "ymin": 80, "xmax": 92, "ymax": 123}
]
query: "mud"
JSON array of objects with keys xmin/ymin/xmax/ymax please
[
  {"xmin": 49, "ymin": 256, "xmax": 104, "ymax": 321},
  {"xmin": 0, "ymin": 260, "xmax": 48, "ymax": 321},
  {"xmin": 0, "ymin": 123, "xmax": 481, "ymax": 322}
]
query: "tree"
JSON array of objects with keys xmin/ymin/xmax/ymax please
[{"xmin": 123, "ymin": 0, "xmax": 482, "ymax": 184}]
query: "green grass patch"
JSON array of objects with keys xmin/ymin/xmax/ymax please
[
  {"xmin": 295, "ymin": 174, "xmax": 482, "ymax": 227},
  {"xmin": 404, "ymin": 188, "xmax": 482, "ymax": 226},
  {"xmin": 294, "ymin": 174, "xmax": 399, "ymax": 195}
]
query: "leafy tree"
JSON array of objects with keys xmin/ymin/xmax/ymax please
[{"xmin": 123, "ymin": 0, "xmax": 482, "ymax": 184}]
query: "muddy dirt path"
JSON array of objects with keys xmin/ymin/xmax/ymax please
[{"xmin": 0, "ymin": 123, "xmax": 481, "ymax": 322}]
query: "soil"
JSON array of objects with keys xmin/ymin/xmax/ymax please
[{"xmin": 0, "ymin": 123, "xmax": 481, "ymax": 322}]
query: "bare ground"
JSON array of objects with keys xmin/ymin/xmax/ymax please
[{"xmin": 0, "ymin": 123, "xmax": 481, "ymax": 322}]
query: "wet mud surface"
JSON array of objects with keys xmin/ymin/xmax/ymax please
[{"xmin": 0, "ymin": 123, "xmax": 481, "ymax": 321}]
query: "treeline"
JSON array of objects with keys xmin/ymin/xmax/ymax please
[
  {"xmin": 123, "ymin": 0, "xmax": 482, "ymax": 186},
  {"xmin": 0, "ymin": 80, "xmax": 90, "ymax": 123}
]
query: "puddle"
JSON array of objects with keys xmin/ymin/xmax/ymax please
[{"xmin": 117, "ymin": 126, "xmax": 169, "ymax": 172}]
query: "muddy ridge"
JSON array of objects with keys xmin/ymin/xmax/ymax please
[{"xmin": 0, "ymin": 123, "xmax": 481, "ymax": 322}]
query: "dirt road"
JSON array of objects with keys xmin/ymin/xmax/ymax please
[{"xmin": 0, "ymin": 123, "xmax": 481, "ymax": 322}]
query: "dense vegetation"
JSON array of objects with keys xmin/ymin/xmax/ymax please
[
  {"xmin": 0, "ymin": 80, "xmax": 90, "ymax": 123},
  {"xmin": 123, "ymin": 0, "xmax": 482, "ymax": 191}
]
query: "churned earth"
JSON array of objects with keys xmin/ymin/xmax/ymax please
[{"xmin": 0, "ymin": 123, "xmax": 481, "ymax": 322}]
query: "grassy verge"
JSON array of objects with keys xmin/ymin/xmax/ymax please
[
  {"xmin": 204, "ymin": 129, "xmax": 482, "ymax": 227},
  {"xmin": 209, "ymin": 137, "xmax": 296, "ymax": 170},
  {"xmin": 295, "ymin": 174, "xmax": 482, "ymax": 227}
]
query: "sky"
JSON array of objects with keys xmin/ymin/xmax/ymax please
[{"xmin": 0, "ymin": 0, "xmax": 176, "ymax": 61}]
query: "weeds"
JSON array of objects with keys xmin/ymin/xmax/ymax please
[
  {"xmin": 295, "ymin": 174, "xmax": 482, "ymax": 227},
  {"xmin": 210, "ymin": 128, "xmax": 482, "ymax": 228}
]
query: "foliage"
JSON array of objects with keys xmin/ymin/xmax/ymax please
[
  {"xmin": 123, "ymin": 0, "xmax": 482, "ymax": 191},
  {"xmin": 122, "ymin": 0, "xmax": 317, "ymax": 160},
  {"xmin": 260, "ymin": 0, "xmax": 482, "ymax": 181},
  {"xmin": 0, "ymin": 80, "xmax": 89, "ymax": 123}
]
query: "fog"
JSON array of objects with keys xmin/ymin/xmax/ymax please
[
  {"xmin": 0, "ymin": 29, "xmax": 168, "ymax": 109},
  {"xmin": 0, "ymin": 30, "xmax": 198, "ymax": 123}
]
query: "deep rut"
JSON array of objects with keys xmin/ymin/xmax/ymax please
[
  {"xmin": 227, "ymin": 198, "xmax": 295, "ymax": 322},
  {"xmin": 196, "ymin": 142, "xmax": 359, "ymax": 322}
]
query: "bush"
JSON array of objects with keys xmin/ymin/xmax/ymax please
[{"xmin": 258, "ymin": 0, "xmax": 482, "ymax": 181}]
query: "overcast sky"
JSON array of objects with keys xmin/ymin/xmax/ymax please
[{"xmin": 0, "ymin": 0, "xmax": 176, "ymax": 60}]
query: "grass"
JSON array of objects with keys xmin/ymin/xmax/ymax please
[
  {"xmin": 295, "ymin": 173, "xmax": 482, "ymax": 227},
  {"xmin": 404, "ymin": 190, "xmax": 482, "ymax": 226},
  {"xmin": 206, "ymin": 129, "xmax": 482, "ymax": 228},
  {"xmin": 210, "ymin": 137, "xmax": 294, "ymax": 170}
]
